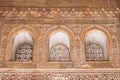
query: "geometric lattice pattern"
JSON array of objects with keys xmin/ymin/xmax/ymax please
[
  {"xmin": 86, "ymin": 43, "xmax": 104, "ymax": 61},
  {"xmin": 15, "ymin": 44, "xmax": 33, "ymax": 62}
]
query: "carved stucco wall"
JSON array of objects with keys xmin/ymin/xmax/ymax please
[
  {"xmin": 0, "ymin": 0, "xmax": 119, "ymax": 67},
  {"xmin": 0, "ymin": 24, "xmax": 119, "ymax": 68},
  {"xmin": 0, "ymin": 6, "xmax": 119, "ymax": 68},
  {"xmin": 0, "ymin": 0, "xmax": 119, "ymax": 79}
]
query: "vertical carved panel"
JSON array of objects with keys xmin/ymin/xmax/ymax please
[
  {"xmin": 0, "ymin": 37, "xmax": 7, "ymax": 66},
  {"xmin": 112, "ymin": 37, "xmax": 118, "ymax": 54},
  {"xmin": 116, "ymin": 25, "xmax": 120, "ymax": 50},
  {"xmin": 116, "ymin": 25, "xmax": 120, "ymax": 67},
  {"xmin": 76, "ymin": 39, "xmax": 80, "ymax": 62},
  {"xmin": 0, "ymin": 27, "xmax": 1, "ymax": 65},
  {"xmin": 0, "ymin": 33, "xmax": 3, "ymax": 66},
  {"xmin": 39, "ymin": 39, "xmax": 44, "ymax": 66},
  {"xmin": 111, "ymin": 37, "xmax": 119, "ymax": 67}
]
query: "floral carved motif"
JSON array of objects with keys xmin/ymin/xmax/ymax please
[
  {"xmin": 49, "ymin": 44, "xmax": 69, "ymax": 61},
  {"xmin": 0, "ymin": 7, "xmax": 119, "ymax": 24},
  {"xmin": 0, "ymin": 69, "xmax": 120, "ymax": 80}
]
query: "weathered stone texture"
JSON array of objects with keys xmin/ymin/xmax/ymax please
[{"xmin": 0, "ymin": 0, "xmax": 119, "ymax": 79}]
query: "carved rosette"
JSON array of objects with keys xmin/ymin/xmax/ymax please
[{"xmin": 49, "ymin": 44, "xmax": 70, "ymax": 61}]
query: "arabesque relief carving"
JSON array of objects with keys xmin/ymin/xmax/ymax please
[
  {"xmin": 0, "ymin": 7, "xmax": 119, "ymax": 24},
  {"xmin": 0, "ymin": 69, "xmax": 120, "ymax": 80},
  {"xmin": 0, "ymin": 0, "xmax": 119, "ymax": 79}
]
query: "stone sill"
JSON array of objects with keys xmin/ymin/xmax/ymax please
[{"xmin": 0, "ymin": 68, "xmax": 120, "ymax": 72}]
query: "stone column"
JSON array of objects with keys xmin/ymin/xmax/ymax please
[
  {"xmin": 75, "ymin": 38, "xmax": 81, "ymax": 68},
  {"xmin": 38, "ymin": 33, "xmax": 44, "ymax": 68},
  {"xmin": 0, "ymin": 36, "xmax": 6, "ymax": 67},
  {"xmin": 75, "ymin": 37, "xmax": 87, "ymax": 68}
]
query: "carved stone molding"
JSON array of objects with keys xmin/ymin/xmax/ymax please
[
  {"xmin": 0, "ymin": 69, "xmax": 120, "ymax": 80},
  {"xmin": 0, "ymin": 7, "xmax": 119, "ymax": 24}
]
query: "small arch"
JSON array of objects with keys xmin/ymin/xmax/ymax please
[
  {"xmin": 11, "ymin": 32, "xmax": 34, "ymax": 62},
  {"xmin": 80, "ymin": 25, "xmax": 113, "ymax": 62},
  {"xmin": 44, "ymin": 25, "xmax": 75, "ymax": 62},
  {"xmin": 85, "ymin": 30, "xmax": 108, "ymax": 61},
  {"xmin": 6, "ymin": 26, "xmax": 38, "ymax": 64},
  {"xmin": 49, "ymin": 32, "xmax": 70, "ymax": 61}
]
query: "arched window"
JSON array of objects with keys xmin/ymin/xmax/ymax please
[
  {"xmin": 85, "ymin": 30, "xmax": 108, "ymax": 61},
  {"xmin": 49, "ymin": 32, "xmax": 70, "ymax": 61},
  {"xmin": 11, "ymin": 32, "xmax": 33, "ymax": 62}
]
